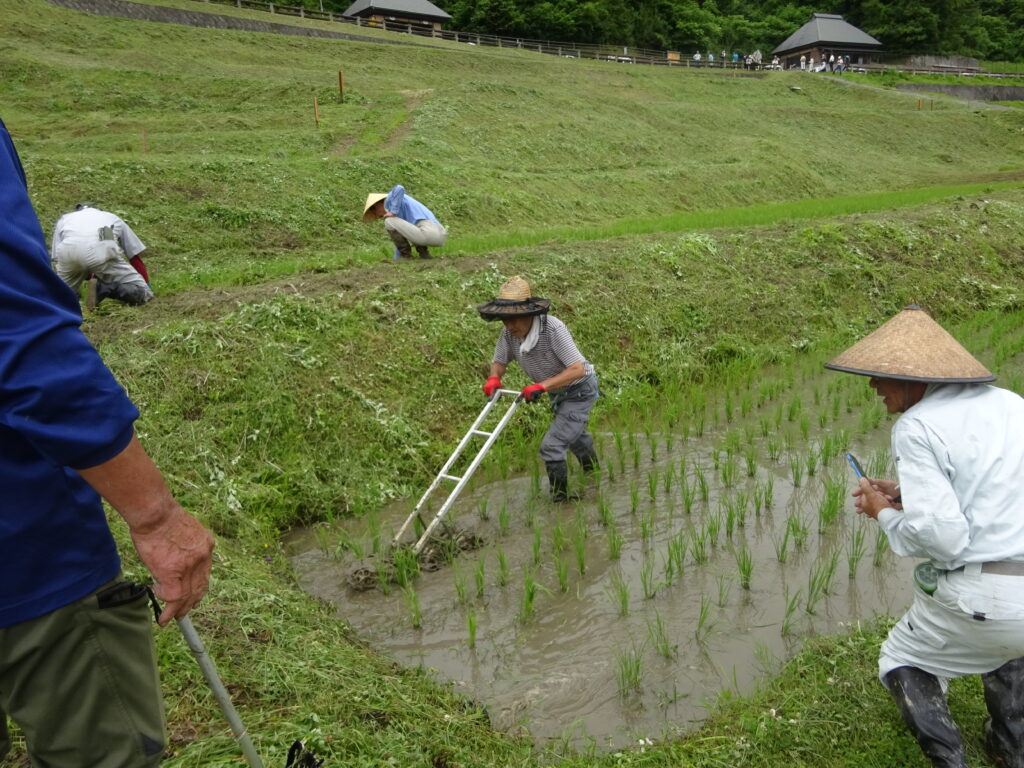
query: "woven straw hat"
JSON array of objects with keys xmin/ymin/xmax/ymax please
[
  {"xmin": 362, "ymin": 193, "xmax": 387, "ymax": 223},
  {"xmin": 825, "ymin": 305, "xmax": 994, "ymax": 383},
  {"xmin": 476, "ymin": 276, "xmax": 551, "ymax": 321}
]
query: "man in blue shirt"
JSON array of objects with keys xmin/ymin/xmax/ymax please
[
  {"xmin": 1, "ymin": 117, "xmax": 215, "ymax": 766},
  {"xmin": 363, "ymin": 184, "xmax": 447, "ymax": 260}
]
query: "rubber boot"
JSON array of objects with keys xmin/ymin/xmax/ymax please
[
  {"xmin": 388, "ymin": 229, "xmax": 413, "ymax": 259},
  {"xmin": 882, "ymin": 666, "xmax": 967, "ymax": 768},
  {"xmin": 545, "ymin": 460, "xmax": 579, "ymax": 503},
  {"xmin": 85, "ymin": 277, "xmax": 98, "ymax": 311},
  {"xmin": 415, "ymin": 245, "xmax": 432, "ymax": 259},
  {"xmin": 575, "ymin": 446, "xmax": 599, "ymax": 474},
  {"xmin": 982, "ymin": 657, "xmax": 1024, "ymax": 768}
]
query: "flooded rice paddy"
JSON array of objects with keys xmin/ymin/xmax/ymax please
[{"xmin": 286, "ymin": 355, "xmax": 930, "ymax": 750}]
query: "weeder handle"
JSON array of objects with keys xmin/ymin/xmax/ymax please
[{"xmin": 177, "ymin": 616, "xmax": 266, "ymax": 768}]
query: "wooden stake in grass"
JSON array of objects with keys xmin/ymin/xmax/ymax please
[
  {"xmin": 338, "ymin": 70, "xmax": 345, "ymax": 103},
  {"xmin": 313, "ymin": 95, "xmax": 320, "ymax": 128}
]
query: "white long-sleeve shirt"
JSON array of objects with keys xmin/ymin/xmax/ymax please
[
  {"xmin": 51, "ymin": 207, "xmax": 145, "ymax": 262},
  {"xmin": 878, "ymin": 383, "xmax": 1024, "ymax": 569}
]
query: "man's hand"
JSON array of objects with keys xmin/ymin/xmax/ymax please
[
  {"xmin": 130, "ymin": 506, "xmax": 215, "ymax": 626},
  {"xmin": 853, "ymin": 477, "xmax": 899, "ymax": 520},
  {"xmin": 483, "ymin": 376, "xmax": 502, "ymax": 397},
  {"xmin": 521, "ymin": 383, "xmax": 547, "ymax": 402}
]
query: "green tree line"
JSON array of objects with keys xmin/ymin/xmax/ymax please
[{"xmin": 432, "ymin": 0, "xmax": 1023, "ymax": 60}]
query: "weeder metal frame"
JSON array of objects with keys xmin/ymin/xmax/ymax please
[{"xmin": 392, "ymin": 389, "xmax": 522, "ymax": 555}]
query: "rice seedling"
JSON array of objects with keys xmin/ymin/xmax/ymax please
[
  {"xmin": 691, "ymin": 530, "xmax": 709, "ymax": 564},
  {"xmin": 774, "ymin": 403, "xmax": 784, "ymax": 429},
  {"xmin": 530, "ymin": 462, "xmax": 542, "ymax": 495},
  {"xmin": 752, "ymin": 484, "xmax": 765, "ymax": 515},
  {"xmin": 712, "ymin": 449, "xmax": 721, "ymax": 471},
  {"xmin": 632, "ymin": 441, "xmax": 642, "ymax": 471},
  {"xmin": 735, "ymin": 544, "xmax": 753, "ymax": 590},
  {"xmin": 744, "ymin": 444, "xmax": 758, "ymax": 478},
  {"xmin": 847, "ymin": 524, "xmax": 868, "ymax": 578},
  {"xmin": 647, "ymin": 431, "xmax": 659, "ymax": 462},
  {"xmin": 403, "ymin": 586, "xmax": 422, "ymax": 629},
  {"xmin": 367, "ymin": 514, "xmax": 382, "ymax": 556},
  {"xmin": 821, "ymin": 548, "xmax": 841, "ymax": 594},
  {"xmin": 392, "ymin": 546, "xmax": 420, "ymax": 588},
  {"xmin": 615, "ymin": 643, "xmax": 644, "ymax": 697},
  {"xmin": 759, "ymin": 415, "xmax": 771, "ymax": 438},
  {"xmin": 573, "ymin": 523, "xmax": 587, "ymax": 576},
  {"xmin": 453, "ymin": 566, "xmax": 467, "ymax": 605},
  {"xmin": 724, "ymin": 392, "xmax": 734, "ymax": 423},
  {"xmin": 695, "ymin": 464, "xmax": 709, "ymax": 502},
  {"xmin": 498, "ymin": 502, "xmax": 510, "ymax": 536},
  {"xmin": 662, "ymin": 465, "xmax": 674, "ymax": 494},
  {"xmin": 630, "ymin": 482, "xmax": 640, "ymax": 515},
  {"xmin": 477, "ymin": 494, "xmax": 490, "ymax": 521},
  {"xmin": 607, "ymin": 525, "xmax": 623, "ymax": 560},
  {"xmin": 647, "ymin": 612, "xmax": 676, "ymax": 659},
  {"xmin": 766, "ymin": 436, "xmax": 782, "ymax": 461},
  {"xmin": 696, "ymin": 594, "xmax": 713, "ymax": 639},
  {"xmin": 741, "ymin": 392, "xmax": 753, "ymax": 418},
  {"xmin": 641, "ymin": 558, "xmax": 659, "ymax": 599},
  {"xmin": 667, "ymin": 531, "xmax": 686, "ymax": 577},
  {"xmin": 552, "ymin": 522, "xmax": 566, "ymax": 554},
  {"xmin": 724, "ymin": 504, "xmax": 736, "ymax": 540},
  {"xmin": 818, "ymin": 479, "xmax": 845, "ymax": 531},
  {"xmin": 681, "ymin": 474, "xmax": 695, "ymax": 514},
  {"xmin": 556, "ymin": 556, "xmax": 570, "ymax": 593},
  {"xmin": 773, "ymin": 525, "xmax": 791, "ymax": 563},
  {"xmin": 607, "ymin": 570, "xmax": 629, "ymax": 615},
  {"xmin": 313, "ymin": 523, "xmax": 331, "ymax": 555},
  {"xmin": 720, "ymin": 452, "xmax": 739, "ymax": 488},
  {"xmin": 868, "ymin": 450, "xmax": 891, "ymax": 479},
  {"xmin": 789, "ymin": 455, "xmax": 804, "ymax": 487},
  {"xmin": 705, "ymin": 513, "xmax": 721, "ymax": 547},
  {"xmin": 762, "ymin": 475, "xmax": 775, "ymax": 507},
  {"xmin": 613, "ymin": 431, "xmax": 624, "ymax": 463},
  {"xmin": 716, "ymin": 573, "xmax": 732, "ymax": 607},
  {"xmin": 497, "ymin": 550, "xmax": 509, "ymax": 586},
  {"xmin": 695, "ymin": 413, "xmax": 706, "ymax": 437},
  {"xmin": 467, "ymin": 608, "xmax": 477, "ymax": 649},
  {"xmin": 524, "ymin": 498, "xmax": 538, "ymax": 530},
  {"xmin": 519, "ymin": 568, "xmax": 545, "ymax": 622},
  {"xmin": 804, "ymin": 450, "xmax": 818, "ymax": 477},
  {"xmin": 475, "ymin": 556, "xmax": 486, "ymax": 599},
  {"xmin": 787, "ymin": 395, "xmax": 802, "ymax": 422},
  {"xmin": 781, "ymin": 587, "xmax": 802, "ymax": 636},
  {"xmin": 532, "ymin": 526, "xmax": 542, "ymax": 567},
  {"xmin": 818, "ymin": 411, "xmax": 829, "ymax": 429},
  {"xmin": 647, "ymin": 469, "xmax": 658, "ymax": 502},
  {"xmin": 788, "ymin": 512, "xmax": 810, "ymax": 550},
  {"xmin": 805, "ymin": 563, "xmax": 828, "ymax": 615},
  {"xmin": 799, "ymin": 414, "xmax": 811, "ymax": 441},
  {"xmin": 640, "ymin": 507, "xmax": 655, "ymax": 544},
  {"xmin": 873, "ymin": 527, "xmax": 890, "ymax": 566}
]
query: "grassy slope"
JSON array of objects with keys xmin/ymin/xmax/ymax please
[{"xmin": 4, "ymin": 1, "xmax": 1024, "ymax": 766}]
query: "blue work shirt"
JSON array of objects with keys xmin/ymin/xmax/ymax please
[
  {"xmin": 0, "ymin": 118, "xmax": 135, "ymax": 627},
  {"xmin": 384, "ymin": 184, "xmax": 441, "ymax": 225}
]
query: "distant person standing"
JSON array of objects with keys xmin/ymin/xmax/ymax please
[
  {"xmin": 720, "ymin": 50, "xmax": 727, "ymax": 67},
  {"xmin": 732, "ymin": 51, "xmax": 739, "ymax": 65},
  {"xmin": 693, "ymin": 51, "xmax": 702, "ymax": 68},
  {"xmin": 800, "ymin": 53, "xmax": 806, "ymax": 70},
  {"xmin": 51, "ymin": 204, "xmax": 153, "ymax": 310},
  {"xmin": 707, "ymin": 51, "xmax": 714, "ymax": 67},
  {"xmin": 477, "ymin": 276, "xmax": 599, "ymax": 502},
  {"xmin": 363, "ymin": 184, "xmax": 447, "ymax": 260}
]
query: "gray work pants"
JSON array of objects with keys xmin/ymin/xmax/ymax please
[
  {"xmin": 384, "ymin": 217, "xmax": 447, "ymax": 248},
  {"xmin": 539, "ymin": 376, "xmax": 598, "ymax": 463}
]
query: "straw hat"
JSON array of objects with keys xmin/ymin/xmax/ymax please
[
  {"xmin": 362, "ymin": 193, "xmax": 387, "ymax": 223},
  {"xmin": 476, "ymin": 276, "xmax": 551, "ymax": 321},
  {"xmin": 825, "ymin": 305, "xmax": 994, "ymax": 383}
]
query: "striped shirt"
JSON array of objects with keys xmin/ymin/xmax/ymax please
[{"xmin": 493, "ymin": 315, "xmax": 594, "ymax": 392}]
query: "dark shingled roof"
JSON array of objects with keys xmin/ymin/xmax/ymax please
[
  {"xmin": 773, "ymin": 13, "xmax": 882, "ymax": 55},
  {"xmin": 343, "ymin": 0, "xmax": 451, "ymax": 21}
]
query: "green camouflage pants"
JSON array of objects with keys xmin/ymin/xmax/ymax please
[{"xmin": 0, "ymin": 578, "xmax": 165, "ymax": 767}]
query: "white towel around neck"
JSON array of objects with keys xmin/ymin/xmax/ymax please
[{"xmin": 520, "ymin": 316, "xmax": 541, "ymax": 354}]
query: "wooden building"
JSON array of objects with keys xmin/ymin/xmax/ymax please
[
  {"xmin": 772, "ymin": 13, "xmax": 882, "ymax": 70},
  {"xmin": 342, "ymin": 0, "xmax": 452, "ymax": 32}
]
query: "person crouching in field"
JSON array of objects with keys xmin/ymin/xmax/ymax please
[
  {"xmin": 477, "ymin": 276, "xmax": 599, "ymax": 502},
  {"xmin": 363, "ymin": 184, "xmax": 447, "ymax": 260},
  {"xmin": 827, "ymin": 305, "xmax": 1024, "ymax": 768}
]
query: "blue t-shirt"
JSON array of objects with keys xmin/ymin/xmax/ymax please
[
  {"xmin": 383, "ymin": 184, "xmax": 441, "ymax": 226},
  {"xmin": 0, "ymin": 118, "xmax": 135, "ymax": 627}
]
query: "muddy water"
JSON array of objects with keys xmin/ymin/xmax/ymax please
[{"xmin": 287, "ymin": 377, "xmax": 916, "ymax": 749}]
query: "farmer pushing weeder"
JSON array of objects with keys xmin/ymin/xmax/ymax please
[
  {"xmin": 827, "ymin": 305, "xmax": 1024, "ymax": 768},
  {"xmin": 477, "ymin": 276, "xmax": 599, "ymax": 502}
]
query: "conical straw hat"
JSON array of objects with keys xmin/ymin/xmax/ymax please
[
  {"xmin": 362, "ymin": 193, "xmax": 387, "ymax": 222},
  {"xmin": 476, "ymin": 276, "xmax": 551, "ymax": 321},
  {"xmin": 825, "ymin": 305, "xmax": 994, "ymax": 383}
]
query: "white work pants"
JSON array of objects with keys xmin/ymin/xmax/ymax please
[
  {"xmin": 880, "ymin": 564, "xmax": 1024, "ymax": 683},
  {"xmin": 54, "ymin": 239, "xmax": 153, "ymax": 304},
  {"xmin": 384, "ymin": 217, "xmax": 447, "ymax": 248}
]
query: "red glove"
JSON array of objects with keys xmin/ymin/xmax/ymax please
[
  {"xmin": 483, "ymin": 376, "xmax": 502, "ymax": 397},
  {"xmin": 521, "ymin": 383, "xmax": 547, "ymax": 403}
]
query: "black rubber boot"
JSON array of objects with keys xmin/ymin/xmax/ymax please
[
  {"xmin": 575, "ymin": 446, "xmax": 599, "ymax": 474},
  {"xmin": 882, "ymin": 666, "xmax": 968, "ymax": 768},
  {"xmin": 545, "ymin": 460, "xmax": 579, "ymax": 503},
  {"xmin": 982, "ymin": 657, "xmax": 1024, "ymax": 768},
  {"xmin": 415, "ymin": 245, "xmax": 432, "ymax": 259},
  {"xmin": 388, "ymin": 229, "xmax": 413, "ymax": 259}
]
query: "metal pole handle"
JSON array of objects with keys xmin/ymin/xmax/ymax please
[{"xmin": 177, "ymin": 616, "xmax": 265, "ymax": 768}]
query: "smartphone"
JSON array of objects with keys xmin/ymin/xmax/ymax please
[{"xmin": 845, "ymin": 452, "xmax": 865, "ymax": 479}]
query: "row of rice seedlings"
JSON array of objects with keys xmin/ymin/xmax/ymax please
[{"xmin": 615, "ymin": 643, "xmax": 644, "ymax": 697}]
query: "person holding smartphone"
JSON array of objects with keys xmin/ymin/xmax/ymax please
[{"xmin": 827, "ymin": 305, "xmax": 1024, "ymax": 768}]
